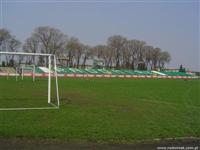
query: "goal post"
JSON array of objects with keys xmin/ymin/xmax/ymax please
[
  {"xmin": 0, "ymin": 51, "xmax": 60, "ymax": 110},
  {"xmin": 17, "ymin": 64, "xmax": 36, "ymax": 82}
]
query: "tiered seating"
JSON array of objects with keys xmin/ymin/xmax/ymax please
[
  {"xmin": 56, "ymin": 68, "xmax": 68, "ymax": 74},
  {"xmin": 1, "ymin": 66, "xmax": 191, "ymax": 77},
  {"xmin": 84, "ymin": 68, "xmax": 103, "ymax": 74},
  {"xmin": 161, "ymin": 71, "xmax": 192, "ymax": 77},
  {"xmin": 68, "ymin": 68, "xmax": 85, "ymax": 74},
  {"xmin": 0, "ymin": 67, "xmax": 15, "ymax": 73},
  {"xmin": 97, "ymin": 69, "xmax": 111, "ymax": 74},
  {"xmin": 35, "ymin": 67, "xmax": 45, "ymax": 74},
  {"xmin": 120, "ymin": 70, "xmax": 152, "ymax": 75},
  {"xmin": 55, "ymin": 68, "xmax": 192, "ymax": 77},
  {"xmin": 110, "ymin": 70, "xmax": 126, "ymax": 75},
  {"xmin": 121, "ymin": 70, "xmax": 134, "ymax": 75},
  {"xmin": 133, "ymin": 70, "xmax": 153, "ymax": 75},
  {"xmin": 57, "ymin": 68, "xmax": 77, "ymax": 74}
]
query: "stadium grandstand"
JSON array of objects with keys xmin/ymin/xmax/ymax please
[{"xmin": 0, "ymin": 66, "xmax": 195, "ymax": 79}]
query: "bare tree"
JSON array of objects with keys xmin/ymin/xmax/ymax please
[
  {"xmin": 107, "ymin": 35, "xmax": 127, "ymax": 69},
  {"xmin": 1, "ymin": 27, "xmax": 172, "ymax": 70},
  {"xmin": 158, "ymin": 51, "xmax": 171, "ymax": 69},
  {"xmin": 75, "ymin": 43, "xmax": 83, "ymax": 68},
  {"xmin": 7, "ymin": 38, "xmax": 21, "ymax": 66},
  {"xmin": 23, "ymin": 36, "xmax": 40, "ymax": 64},
  {"xmin": 100, "ymin": 45, "xmax": 113, "ymax": 68},
  {"xmin": 82, "ymin": 45, "xmax": 91, "ymax": 68},
  {"xmin": 142, "ymin": 45, "xmax": 154, "ymax": 69},
  {"xmin": 126, "ymin": 40, "xmax": 136, "ymax": 69},
  {"xmin": 151, "ymin": 48, "xmax": 161, "ymax": 69},
  {"xmin": 126, "ymin": 40, "xmax": 146, "ymax": 69},
  {"xmin": 66, "ymin": 37, "xmax": 82, "ymax": 67},
  {"xmin": 92, "ymin": 45, "xmax": 105, "ymax": 59},
  {"xmin": 91, "ymin": 45, "xmax": 114, "ymax": 68},
  {"xmin": 30, "ymin": 26, "xmax": 67, "ymax": 66},
  {"xmin": 66, "ymin": 37, "xmax": 76, "ymax": 67},
  {"xmin": 0, "ymin": 29, "xmax": 12, "ymax": 48},
  {"xmin": 122, "ymin": 40, "xmax": 133, "ymax": 69},
  {"xmin": 133, "ymin": 40, "xmax": 146, "ymax": 69},
  {"xmin": 0, "ymin": 29, "xmax": 21, "ymax": 66}
]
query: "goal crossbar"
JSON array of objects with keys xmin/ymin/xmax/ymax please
[
  {"xmin": 0, "ymin": 51, "xmax": 60, "ymax": 110},
  {"xmin": 0, "ymin": 51, "xmax": 53, "ymax": 56}
]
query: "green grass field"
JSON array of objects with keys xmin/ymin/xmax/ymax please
[{"xmin": 0, "ymin": 77, "xmax": 199, "ymax": 142}]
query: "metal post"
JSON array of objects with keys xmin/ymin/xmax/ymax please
[
  {"xmin": 33, "ymin": 65, "xmax": 35, "ymax": 82},
  {"xmin": 48, "ymin": 56, "xmax": 51, "ymax": 104},
  {"xmin": 21, "ymin": 66, "xmax": 24, "ymax": 80},
  {"xmin": 15, "ymin": 67, "xmax": 17, "ymax": 81},
  {"xmin": 54, "ymin": 55, "xmax": 60, "ymax": 108}
]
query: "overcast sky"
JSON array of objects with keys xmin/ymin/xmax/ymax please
[{"xmin": 0, "ymin": 0, "xmax": 199, "ymax": 71}]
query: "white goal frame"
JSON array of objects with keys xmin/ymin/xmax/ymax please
[
  {"xmin": 15, "ymin": 64, "xmax": 36, "ymax": 82},
  {"xmin": 21, "ymin": 64, "xmax": 36, "ymax": 82},
  {"xmin": 0, "ymin": 51, "xmax": 60, "ymax": 110}
]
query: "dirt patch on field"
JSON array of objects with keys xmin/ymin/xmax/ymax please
[{"xmin": 0, "ymin": 138, "xmax": 199, "ymax": 150}]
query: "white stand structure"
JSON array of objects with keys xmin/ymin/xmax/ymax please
[{"xmin": 0, "ymin": 51, "xmax": 60, "ymax": 110}]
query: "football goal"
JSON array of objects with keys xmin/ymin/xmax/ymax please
[
  {"xmin": 18, "ymin": 64, "xmax": 36, "ymax": 82},
  {"xmin": 0, "ymin": 51, "xmax": 60, "ymax": 110}
]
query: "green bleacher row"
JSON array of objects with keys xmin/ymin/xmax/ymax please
[
  {"xmin": 56, "ymin": 68, "xmax": 153, "ymax": 75},
  {"xmin": 35, "ymin": 67, "xmax": 45, "ymax": 74},
  {"xmin": 35, "ymin": 67, "xmax": 192, "ymax": 77},
  {"xmin": 0, "ymin": 67, "xmax": 192, "ymax": 77},
  {"xmin": 160, "ymin": 71, "xmax": 192, "ymax": 77}
]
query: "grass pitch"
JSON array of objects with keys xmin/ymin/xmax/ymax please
[{"xmin": 0, "ymin": 77, "xmax": 199, "ymax": 142}]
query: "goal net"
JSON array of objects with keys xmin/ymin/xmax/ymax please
[{"xmin": 0, "ymin": 51, "xmax": 60, "ymax": 110}]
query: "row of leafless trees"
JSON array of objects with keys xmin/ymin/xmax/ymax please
[{"xmin": 0, "ymin": 26, "xmax": 171, "ymax": 70}]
